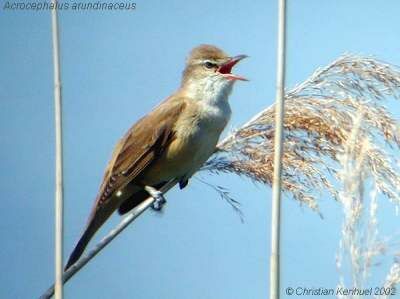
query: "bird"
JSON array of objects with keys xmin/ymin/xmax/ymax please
[{"xmin": 64, "ymin": 44, "xmax": 248, "ymax": 270}]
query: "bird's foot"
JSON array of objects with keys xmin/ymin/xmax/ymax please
[
  {"xmin": 145, "ymin": 186, "xmax": 167, "ymax": 211},
  {"xmin": 179, "ymin": 179, "xmax": 189, "ymax": 189}
]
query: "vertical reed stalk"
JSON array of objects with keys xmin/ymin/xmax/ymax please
[
  {"xmin": 51, "ymin": 1, "xmax": 64, "ymax": 298},
  {"xmin": 270, "ymin": 0, "xmax": 287, "ymax": 298}
]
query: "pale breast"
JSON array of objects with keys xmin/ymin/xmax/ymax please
[
  {"xmin": 174, "ymin": 99, "xmax": 231, "ymax": 172},
  {"xmin": 142, "ymin": 100, "xmax": 231, "ymax": 184}
]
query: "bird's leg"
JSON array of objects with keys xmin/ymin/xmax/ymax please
[{"xmin": 144, "ymin": 185, "xmax": 167, "ymax": 211}]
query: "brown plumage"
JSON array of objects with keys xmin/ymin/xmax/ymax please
[{"xmin": 65, "ymin": 44, "xmax": 247, "ymax": 270}]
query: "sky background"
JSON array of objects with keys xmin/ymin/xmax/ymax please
[{"xmin": 1, "ymin": 0, "xmax": 400, "ymax": 298}]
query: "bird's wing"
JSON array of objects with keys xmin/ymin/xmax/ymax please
[
  {"xmin": 96, "ymin": 97, "xmax": 186, "ymax": 208},
  {"xmin": 65, "ymin": 97, "xmax": 186, "ymax": 270}
]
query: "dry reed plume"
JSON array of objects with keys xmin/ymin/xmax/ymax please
[
  {"xmin": 204, "ymin": 54, "xmax": 400, "ymax": 214},
  {"xmin": 336, "ymin": 113, "xmax": 383, "ymax": 298},
  {"xmin": 335, "ymin": 110, "xmax": 400, "ymax": 299}
]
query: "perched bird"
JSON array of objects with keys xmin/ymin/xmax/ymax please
[{"xmin": 65, "ymin": 44, "xmax": 248, "ymax": 270}]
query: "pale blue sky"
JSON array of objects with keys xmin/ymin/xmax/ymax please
[{"xmin": 1, "ymin": 0, "xmax": 400, "ymax": 298}]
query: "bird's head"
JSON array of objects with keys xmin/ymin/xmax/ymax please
[{"xmin": 181, "ymin": 45, "xmax": 247, "ymax": 101}]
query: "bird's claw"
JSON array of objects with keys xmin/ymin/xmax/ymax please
[{"xmin": 144, "ymin": 186, "xmax": 167, "ymax": 211}]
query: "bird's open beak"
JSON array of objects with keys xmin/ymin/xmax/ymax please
[{"xmin": 218, "ymin": 54, "xmax": 248, "ymax": 81}]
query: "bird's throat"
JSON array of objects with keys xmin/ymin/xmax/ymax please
[{"xmin": 183, "ymin": 76, "xmax": 234, "ymax": 106}]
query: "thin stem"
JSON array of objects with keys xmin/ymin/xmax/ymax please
[
  {"xmin": 50, "ymin": 2, "xmax": 64, "ymax": 299},
  {"xmin": 270, "ymin": 0, "xmax": 287, "ymax": 298}
]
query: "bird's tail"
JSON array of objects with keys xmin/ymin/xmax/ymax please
[
  {"xmin": 64, "ymin": 223, "xmax": 94, "ymax": 271},
  {"xmin": 64, "ymin": 204, "xmax": 114, "ymax": 271}
]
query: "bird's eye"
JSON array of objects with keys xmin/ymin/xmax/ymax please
[{"xmin": 204, "ymin": 61, "xmax": 217, "ymax": 69}]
